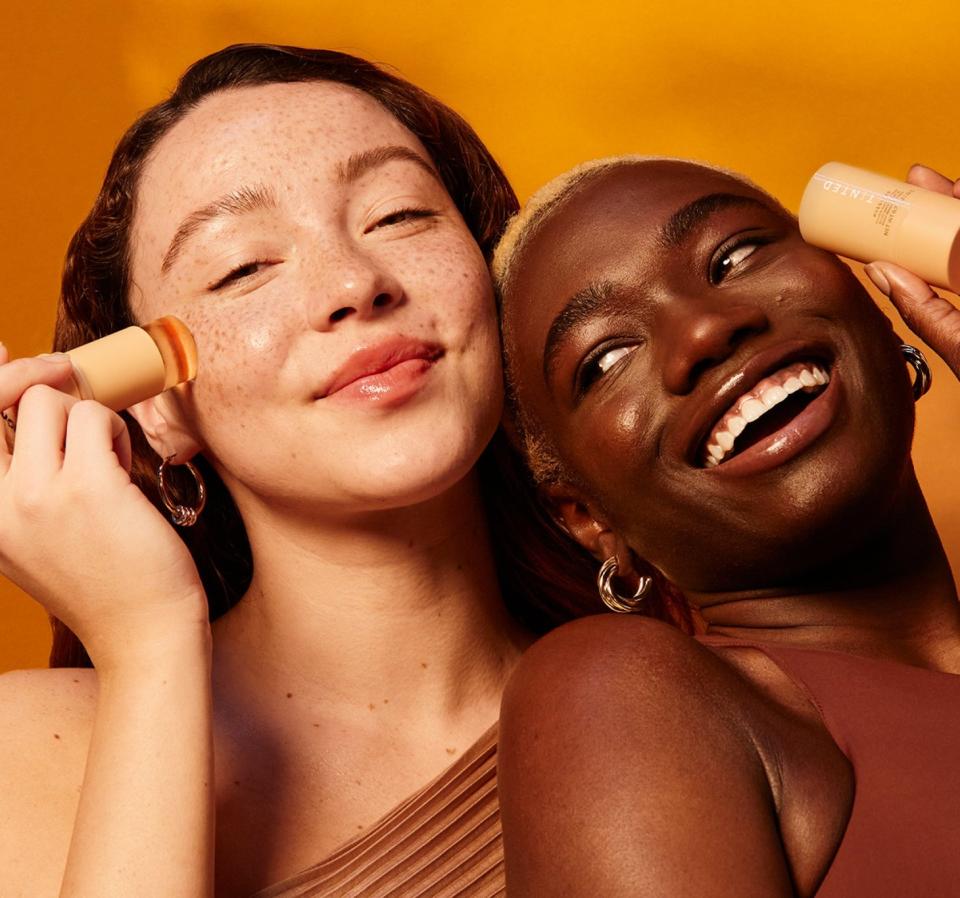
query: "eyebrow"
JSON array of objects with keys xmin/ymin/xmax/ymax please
[
  {"xmin": 543, "ymin": 281, "xmax": 615, "ymax": 381},
  {"xmin": 657, "ymin": 192, "xmax": 771, "ymax": 248},
  {"xmin": 336, "ymin": 144, "xmax": 440, "ymax": 185},
  {"xmin": 161, "ymin": 183, "xmax": 278, "ymax": 275}
]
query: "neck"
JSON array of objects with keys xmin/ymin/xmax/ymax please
[
  {"xmin": 211, "ymin": 471, "xmax": 532, "ymax": 735},
  {"xmin": 693, "ymin": 476, "xmax": 960, "ymax": 671}
]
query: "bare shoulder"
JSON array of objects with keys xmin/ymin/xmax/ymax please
[
  {"xmin": 0, "ymin": 667, "xmax": 98, "ymax": 897},
  {"xmin": 499, "ymin": 616, "xmax": 791, "ymax": 897},
  {"xmin": 502, "ymin": 614, "xmax": 739, "ymax": 724}
]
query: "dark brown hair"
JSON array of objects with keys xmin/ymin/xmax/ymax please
[{"xmin": 50, "ymin": 44, "xmax": 689, "ymax": 666}]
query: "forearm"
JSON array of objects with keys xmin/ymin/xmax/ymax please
[{"xmin": 59, "ymin": 623, "xmax": 215, "ymax": 898}]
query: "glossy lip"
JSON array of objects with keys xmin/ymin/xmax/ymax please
[
  {"xmin": 702, "ymin": 370, "xmax": 841, "ymax": 476},
  {"xmin": 675, "ymin": 338, "xmax": 836, "ymax": 468},
  {"xmin": 317, "ymin": 337, "xmax": 445, "ymax": 400}
]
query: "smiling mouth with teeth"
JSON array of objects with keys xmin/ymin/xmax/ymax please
[{"xmin": 702, "ymin": 361, "xmax": 831, "ymax": 468}]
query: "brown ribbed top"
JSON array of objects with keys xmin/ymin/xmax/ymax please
[{"xmin": 251, "ymin": 724, "xmax": 503, "ymax": 898}]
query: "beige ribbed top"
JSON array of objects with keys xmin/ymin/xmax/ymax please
[{"xmin": 251, "ymin": 724, "xmax": 503, "ymax": 897}]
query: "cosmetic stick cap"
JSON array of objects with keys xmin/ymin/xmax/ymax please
[
  {"xmin": 65, "ymin": 316, "xmax": 197, "ymax": 411},
  {"xmin": 799, "ymin": 162, "xmax": 960, "ymax": 293}
]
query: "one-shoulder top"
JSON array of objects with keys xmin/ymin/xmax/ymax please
[
  {"xmin": 250, "ymin": 723, "xmax": 503, "ymax": 897},
  {"xmin": 698, "ymin": 636, "xmax": 960, "ymax": 897}
]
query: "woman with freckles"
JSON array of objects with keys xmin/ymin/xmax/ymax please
[
  {"xmin": 0, "ymin": 46, "xmax": 692, "ymax": 897},
  {"xmin": 494, "ymin": 156, "xmax": 960, "ymax": 897}
]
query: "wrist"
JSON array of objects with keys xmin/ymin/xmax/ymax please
[{"xmin": 88, "ymin": 600, "xmax": 213, "ymax": 676}]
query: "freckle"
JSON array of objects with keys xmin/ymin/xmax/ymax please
[
  {"xmin": 446, "ymin": 747, "xmax": 455, "ymax": 755},
  {"xmin": 456, "ymin": 563, "xmax": 462, "ymax": 571},
  {"xmin": 355, "ymin": 779, "xmax": 361, "ymax": 785},
  {"xmin": 286, "ymin": 692, "xmax": 293, "ymax": 698},
  {"xmin": 420, "ymin": 661, "xmax": 428, "ymax": 669},
  {"xmin": 234, "ymin": 780, "xmax": 241, "ymax": 786},
  {"xmin": 53, "ymin": 733, "xmax": 60, "ymax": 740},
  {"xmin": 72, "ymin": 679, "xmax": 79, "ymax": 683},
  {"xmin": 407, "ymin": 538, "xmax": 414, "ymax": 548},
  {"xmin": 368, "ymin": 703, "xmax": 376, "ymax": 711},
  {"xmin": 357, "ymin": 824, "xmax": 363, "ymax": 830},
  {"xmin": 383, "ymin": 699, "xmax": 389, "ymax": 704},
  {"xmin": 313, "ymin": 722, "xmax": 320, "ymax": 727}
]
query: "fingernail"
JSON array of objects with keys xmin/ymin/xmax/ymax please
[
  {"xmin": 864, "ymin": 263, "xmax": 890, "ymax": 295},
  {"xmin": 37, "ymin": 352, "xmax": 70, "ymax": 362}
]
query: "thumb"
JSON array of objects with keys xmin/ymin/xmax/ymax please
[{"xmin": 865, "ymin": 261, "xmax": 960, "ymax": 378}]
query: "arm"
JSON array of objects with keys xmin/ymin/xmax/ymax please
[
  {"xmin": 499, "ymin": 616, "xmax": 794, "ymax": 898},
  {"xmin": 0, "ymin": 351, "xmax": 215, "ymax": 897}
]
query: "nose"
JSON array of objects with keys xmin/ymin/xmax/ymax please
[
  {"xmin": 307, "ymin": 251, "xmax": 404, "ymax": 331},
  {"xmin": 659, "ymin": 298, "xmax": 769, "ymax": 395}
]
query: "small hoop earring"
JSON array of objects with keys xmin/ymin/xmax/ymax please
[
  {"xmin": 901, "ymin": 344, "xmax": 932, "ymax": 401},
  {"xmin": 157, "ymin": 454, "xmax": 206, "ymax": 527},
  {"xmin": 597, "ymin": 556, "xmax": 651, "ymax": 614}
]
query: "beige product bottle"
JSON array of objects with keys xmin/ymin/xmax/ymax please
[
  {"xmin": 798, "ymin": 162, "xmax": 960, "ymax": 293},
  {"xmin": 64, "ymin": 315, "xmax": 198, "ymax": 411}
]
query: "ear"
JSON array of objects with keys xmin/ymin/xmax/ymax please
[
  {"xmin": 127, "ymin": 385, "xmax": 203, "ymax": 463},
  {"xmin": 540, "ymin": 481, "xmax": 638, "ymax": 579}
]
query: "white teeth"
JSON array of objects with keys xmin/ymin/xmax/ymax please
[
  {"xmin": 783, "ymin": 376, "xmax": 803, "ymax": 394},
  {"xmin": 728, "ymin": 415, "xmax": 747, "ymax": 437},
  {"xmin": 741, "ymin": 398, "xmax": 766, "ymax": 422},
  {"xmin": 701, "ymin": 361, "xmax": 831, "ymax": 468},
  {"xmin": 761, "ymin": 385, "xmax": 788, "ymax": 407}
]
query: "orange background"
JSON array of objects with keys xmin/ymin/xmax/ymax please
[{"xmin": 3, "ymin": 0, "xmax": 959, "ymax": 671}]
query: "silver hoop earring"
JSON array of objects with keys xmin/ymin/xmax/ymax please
[
  {"xmin": 597, "ymin": 556, "xmax": 651, "ymax": 613},
  {"xmin": 901, "ymin": 344, "xmax": 932, "ymax": 401},
  {"xmin": 157, "ymin": 455, "xmax": 206, "ymax": 527}
]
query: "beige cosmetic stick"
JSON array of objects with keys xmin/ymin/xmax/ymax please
[
  {"xmin": 62, "ymin": 315, "xmax": 197, "ymax": 411},
  {"xmin": 798, "ymin": 162, "xmax": 960, "ymax": 293}
]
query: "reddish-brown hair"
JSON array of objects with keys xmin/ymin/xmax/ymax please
[{"xmin": 50, "ymin": 44, "xmax": 689, "ymax": 666}]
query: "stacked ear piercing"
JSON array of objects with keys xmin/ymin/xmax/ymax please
[
  {"xmin": 157, "ymin": 454, "xmax": 207, "ymax": 527},
  {"xmin": 901, "ymin": 344, "xmax": 932, "ymax": 400},
  {"xmin": 597, "ymin": 556, "xmax": 651, "ymax": 613}
]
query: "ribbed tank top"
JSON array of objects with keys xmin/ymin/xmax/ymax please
[
  {"xmin": 250, "ymin": 723, "xmax": 502, "ymax": 897},
  {"xmin": 699, "ymin": 636, "xmax": 960, "ymax": 897}
]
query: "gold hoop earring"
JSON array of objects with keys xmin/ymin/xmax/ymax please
[
  {"xmin": 597, "ymin": 556, "xmax": 651, "ymax": 613},
  {"xmin": 901, "ymin": 344, "xmax": 932, "ymax": 400},
  {"xmin": 157, "ymin": 454, "xmax": 206, "ymax": 527}
]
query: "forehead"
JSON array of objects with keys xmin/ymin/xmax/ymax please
[
  {"xmin": 142, "ymin": 81, "xmax": 417, "ymax": 189},
  {"xmin": 132, "ymin": 82, "xmax": 425, "ymax": 256},
  {"xmin": 505, "ymin": 162, "xmax": 767, "ymax": 343}
]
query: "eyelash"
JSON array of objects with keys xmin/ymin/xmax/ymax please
[
  {"xmin": 577, "ymin": 341, "xmax": 640, "ymax": 395},
  {"xmin": 368, "ymin": 206, "xmax": 438, "ymax": 230},
  {"xmin": 709, "ymin": 235, "xmax": 767, "ymax": 284},
  {"xmin": 209, "ymin": 259, "xmax": 276, "ymax": 291},
  {"xmin": 207, "ymin": 208, "xmax": 439, "ymax": 291}
]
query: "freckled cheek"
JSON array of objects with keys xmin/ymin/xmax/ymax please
[{"xmin": 180, "ymin": 309, "xmax": 291, "ymax": 412}]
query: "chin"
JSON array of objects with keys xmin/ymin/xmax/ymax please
[{"xmin": 343, "ymin": 424, "xmax": 494, "ymax": 511}]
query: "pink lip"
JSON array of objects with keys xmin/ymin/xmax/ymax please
[{"xmin": 318, "ymin": 337, "xmax": 444, "ymax": 403}]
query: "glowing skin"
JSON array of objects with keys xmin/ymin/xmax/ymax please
[
  {"xmin": 501, "ymin": 161, "xmax": 915, "ymax": 594},
  {"xmin": 129, "ymin": 82, "xmax": 502, "ymax": 512}
]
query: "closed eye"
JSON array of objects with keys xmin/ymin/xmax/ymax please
[
  {"xmin": 208, "ymin": 259, "xmax": 279, "ymax": 291},
  {"xmin": 369, "ymin": 207, "xmax": 438, "ymax": 231}
]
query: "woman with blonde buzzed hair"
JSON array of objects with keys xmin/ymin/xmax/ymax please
[{"xmin": 495, "ymin": 154, "xmax": 960, "ymax": 897}]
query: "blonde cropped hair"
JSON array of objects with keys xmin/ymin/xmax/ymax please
[{"xmin": 493, "ymin": 154, "xmax": 780, "ymax": 484}]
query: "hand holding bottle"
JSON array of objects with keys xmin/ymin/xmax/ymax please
[
  {"xmin": 0, "ymin": 345, "xmax": 208, "ymax": 670},
  {"xmin": 863, "ymin": 165, "xmax": 960, "ymax": 382}
]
